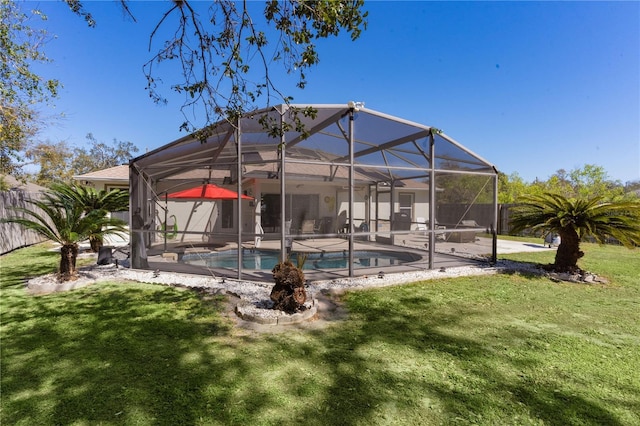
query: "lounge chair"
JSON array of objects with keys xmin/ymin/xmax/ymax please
[
  {"xmin": 447, "ymin": 220, "xmax": 479, "ymax": 243},
  {"xmin": 416, "ymin": 217, "xmax": 446, "ymax": 240}
]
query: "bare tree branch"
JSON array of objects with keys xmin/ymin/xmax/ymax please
[{"xmin": 62, "ymin": 0, "xmax": 367, "ymax": 137}]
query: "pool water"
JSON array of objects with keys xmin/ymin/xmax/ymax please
[{"xmin": 181, "ymin": 249, "xmax": 416, "ymax": 271}]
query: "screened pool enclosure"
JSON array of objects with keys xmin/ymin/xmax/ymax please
[{"xmin": 129, "ymin": 103, "xmax": 499, "ymax": 282}]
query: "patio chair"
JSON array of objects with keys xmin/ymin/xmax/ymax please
[{"xmin": 300, "ymin": 219, "xmax": 317, "ymax": 235}]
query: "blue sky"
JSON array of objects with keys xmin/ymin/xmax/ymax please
[{"xmin": 29, "ymin": 1, "xmax": 639, "ymax": 183}]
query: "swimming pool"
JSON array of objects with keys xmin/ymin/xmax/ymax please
[{"xmin": 181, "ymin": 249, "xmax": 419, "ymax": 271}]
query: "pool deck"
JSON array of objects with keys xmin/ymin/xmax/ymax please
[{"xmin": 141, "ymin": 235, "xmax": 555, "ymax": 283}]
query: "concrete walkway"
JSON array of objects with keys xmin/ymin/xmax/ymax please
[
  {"xmin": 456, "ymin": 237, "xmax": 555, "ymax": 255},
  {"xmin": 494, "ymin": 238, "xmax": 556, "ymax": 254}
]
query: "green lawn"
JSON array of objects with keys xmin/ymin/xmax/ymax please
[{"xmin": 1, "ymin": 242, "xmax": 639, "ymax": 425}]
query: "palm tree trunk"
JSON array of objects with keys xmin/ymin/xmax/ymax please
[
  {"xmin": 89, "ymin": 235, "xmax": 103, "ymax": 253},
  {"xmin": 59, "ymin": 244, "xmax": 79, "ymax": 280},
  {"xmin": 554, "ymin": 226, "xmax": 584, "ymax": 272}
]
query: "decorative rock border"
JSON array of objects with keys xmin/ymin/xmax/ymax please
[
  {"xmin": 545, "ymin": 270, "xmax": 608, "ymax": 284},
  {"xmin": 235, "ymin": 297, "xmax": 318, "ymax": 325}
]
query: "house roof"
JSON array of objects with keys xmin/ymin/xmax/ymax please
[
  {"xmin": 73, "ymin": 165, "xmax": 129, "ymax": 182},
  {"xmin": 1, "ymin": 175, "xmax": 47, "ymax": 192}
]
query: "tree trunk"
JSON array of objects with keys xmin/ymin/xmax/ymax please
[
  {"xmin": 59, "ymin": 243, "xmax": 79, "ymax": 281},
  {"xmin": 89, "ymin": 235, "xmax": 103, "ymax": 253},
  {"xmin": 270, "ymin": 261, "xmax": 306, "ymax": 313},
  {"xmin": 554, "ymin": 226, "xmax": 583, "ymax": 272},
  {"xmin": 292, "ymin": 286, "xmax": 307, "ymax": 305}
]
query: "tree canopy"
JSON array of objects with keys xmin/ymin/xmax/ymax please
[
  {"xmin": 51, "ymin": 182, "xmax": 129, "ymax": 252},
  {"xmin": 0, "ymin": 0, "xmax": 60, "ymax": 180},
  {"xmin": 23, "ymin": 134, "xmax": 139, "ymax": 187},
  {"xmin": 72, "ymin": 133, "xmax": 139, "ymax": 175},
  {"xmin": 499, "ymin": 164, "xmax": 635, "ymax": 204}
]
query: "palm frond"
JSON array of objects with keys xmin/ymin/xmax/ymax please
[
  {"xmin": 511, "ymin": 192, "xmax": 640, "ymax": 247},
  {"xmin": 2, "ymin": 187, "xmax": 128, "ymax": 246},
  {"xmin": 51, "ymin": 183, "xmax": 129, "ymax": 213}
]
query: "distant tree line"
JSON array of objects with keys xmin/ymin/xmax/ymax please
[
  {"xmin": 10, "ymin": 133, "xmax": 138, "ymax": 189},
  {"xmin": 433, "ymin": 163, "xmax": 638, "ymax": 207},
  {"xmin": 499, "ymin": 164, "xmax": 639, "ymax": 204}
]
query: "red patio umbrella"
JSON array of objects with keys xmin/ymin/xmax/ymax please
[{"xmin": 167, "ymin": 183, "xmax": 253, "ymax": 200}]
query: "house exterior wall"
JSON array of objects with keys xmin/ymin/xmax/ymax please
[
  {"xmin": 258, "ymin": 181, "xmax": 352, "ymax": 234},
  {"xmin": 160, "ymin": 200, "xmax": 249, "ymax": 243},
  {"xmin": 412, "ymin": 190, "xmax": 430, "ymax": 226},
  {"xmin": 368, "ymin": 189, "xmax": 430, "ymax": 231},
  {"xmin": 76, "ymin": 171, "xmax": 431, "ymax": 244}
]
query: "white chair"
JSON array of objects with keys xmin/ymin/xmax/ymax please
[
  {"xmin": 416, "ymin": 217, "xmax": 428, "ymax": 235},
  {"xmin": 300, "ymin": 219, "xmax": 316, "ymax": 234}
]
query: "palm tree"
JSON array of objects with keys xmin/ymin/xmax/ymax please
[
  {"xmin": 1, "ymin": 186, "xmax": 127, "ymax": 280},
  {"xmin": 51, "ymin": 183, "xmax": 129, "ymax": 252},
  {"xmin": 510, "ymin": 192, "xmax": 640, "ymax": 271}
]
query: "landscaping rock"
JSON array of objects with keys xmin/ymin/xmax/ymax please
[
  {"xmin": 545, "ymin": 269, "xmax": 608, "ymax": 285},
  {"xmin": 235, "ymin": 297, "xmax": 317, "ymax": 325}
]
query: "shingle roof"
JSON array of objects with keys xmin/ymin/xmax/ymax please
[{"xmin": 73, "ymin": 165, "xmax": 129, "ymax": 182}]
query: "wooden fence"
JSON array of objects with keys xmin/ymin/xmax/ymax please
[{"xmin": 0, "ymin": 191, "xmax": 47, "ymax": 255}]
